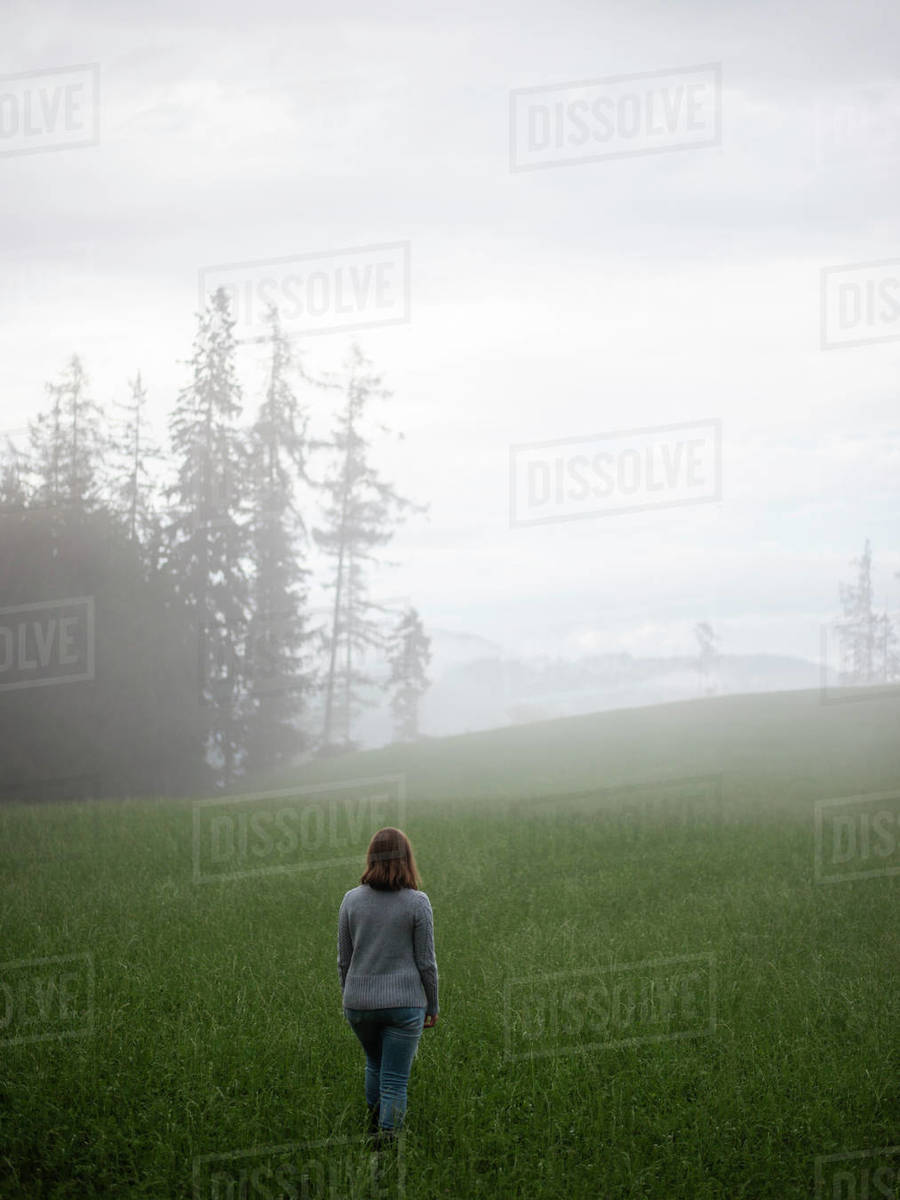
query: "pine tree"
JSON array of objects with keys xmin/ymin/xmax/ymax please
[
  {"xmin": 29, "ymin": 356, "xmax": 107, "ymax": 514},
  {"xmin": 892, "ymin": 563, "xmax": 900, "ymax": 683},
  {"xmin": 109, "ymin": 371, "xmax": 163, "ymax": 565},
  {"xmin": 315, "ymin": 344, "xmax": 420, "ymax": 751},
  {"xmin": 836, "ymin": 540, "xmax": 879, "ymax": 685},
  {"xmin": 0, "ymin": 506, "xmax": 209, "ymax": 798},
  {"xmin": 387, "ymin": 607, "xmax": 431, "ymax": 741},
  {"xmin": 875, "ymin": 611, "xmax": 900, "ymax": 684},
  {"xmin": 0, "ymin": 433, "xmax": 29, "ymax": 511},
  {"xmin": 165, "ymin": 289, "xmax": 250, "ymax": 786},
  {"xmin": 694, "ymin": 621, "xmax": 719, "ymax": 696},
  {"xmin": 244, "ymin": 307, "xmax": 319, "ymax": 773}
]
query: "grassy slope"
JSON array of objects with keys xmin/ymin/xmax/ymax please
[
  {"xmin": 0, "ymin": 687, "xmax": 897, "ymax": 1198},
  {"xmin": 266, "ymin": 685, "xmax": 900, "ymax": 808}
]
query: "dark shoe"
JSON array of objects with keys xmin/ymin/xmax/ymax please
[
  {"xmin": 374, "ymin": 1128, "xmax": 398, "ymax": 1152},
  {"xmin": 366, "ymin": 1104, "xmax": 379, "ymax": 1141}
]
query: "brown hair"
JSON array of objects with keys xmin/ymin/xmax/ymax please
[{"xmin": 360, "ymin": 827, "xmax": 421, "ymax": 891}]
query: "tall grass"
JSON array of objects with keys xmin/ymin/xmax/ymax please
[{"xmin": 1, "ymin": 689, "xmax": 897, "ymax": 1197}]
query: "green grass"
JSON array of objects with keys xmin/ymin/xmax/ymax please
[{"xmin": 1, "ymin": 688, "xmax": 898, "ymax": 1198}]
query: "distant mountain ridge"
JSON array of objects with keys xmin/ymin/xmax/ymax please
[
  {"xmin": 352, "ymin": 626, "xmax": 829, "ymax": 744},
  {"xmin": 421, "ymin": 650, "xmax": 826, "ymax": 737}
]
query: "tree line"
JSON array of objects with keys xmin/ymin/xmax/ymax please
[
  {"xmin": 690, "ymin": 542, "xmax": 900, "ymax": 696},
  {"xmin": 0, "ymin": 291, "xmax": 431, "ymax": 800},
  {"xmin": 834, "ymin": 539, "xmax": 900, "ymax": 686}
]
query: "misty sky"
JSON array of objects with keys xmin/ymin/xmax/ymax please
[{"xmin": 3, "ymin": 0, "xmax": 899, "ymax": 667}]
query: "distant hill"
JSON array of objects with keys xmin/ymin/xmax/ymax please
[
  {"xmin": 352, "ymin": 630, "xmax": 832, "ymax": 745},
  {"xmin": 271, "ymin": 685, "xmax": 900, "ymax": 812},
  {"xmin": 422, "ymin": 650, "xmax": 827, "ymax": 736}
]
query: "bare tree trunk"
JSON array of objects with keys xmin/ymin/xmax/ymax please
[{"xmin": 321, "ymin": 429, "xmax": 353, "ymax": 747}]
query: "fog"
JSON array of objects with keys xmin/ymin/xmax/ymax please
[
  {"xmin": 2, "ymin": 9, "xmax": 899, "ymax": 1195},
  {"xmin": 2, "ymin": 0, "xmax": 899, "ymax": 753}
]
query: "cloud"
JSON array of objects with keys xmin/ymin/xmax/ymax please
[{"xmin": 2, "ymin": 0, "xmax": 898, "ymax": 666}]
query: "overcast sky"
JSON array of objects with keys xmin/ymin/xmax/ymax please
[{"xmin": 3, "ymin": 0, "xmax": 899, "ymax": 667}]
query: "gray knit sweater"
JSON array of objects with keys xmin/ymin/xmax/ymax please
[{"xmin": 337, "ymin": 885, "xmax": 439, "ymax": 1015}]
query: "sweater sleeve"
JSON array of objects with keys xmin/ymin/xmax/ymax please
[
  {"xmin": 337, "ymin": 894, "xmax": 353, "ymax": 993},
  {"xmin": 413, "ymin": 892, "xmax": 439, "ymax": 1016}
]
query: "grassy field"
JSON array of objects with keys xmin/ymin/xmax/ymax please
[{"xmin": 1, "ymin": 688, "xmax": 898, "ymax": 1198}]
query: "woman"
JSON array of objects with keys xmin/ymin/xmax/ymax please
[{"xmin": 338, "ymin": 827, "xmax": 439, "ymax": 1147}]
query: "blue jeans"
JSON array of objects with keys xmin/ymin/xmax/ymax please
[{"xmin": 344, "ymin": 1006, "xmax": 426, "ymax": 1130}]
